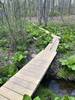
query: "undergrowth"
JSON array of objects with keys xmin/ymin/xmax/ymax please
[{"xmin": 1, "ymin": 22, "xmax": 75, "ymax": 99}]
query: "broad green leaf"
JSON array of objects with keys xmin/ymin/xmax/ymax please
[
  {"xmin": 67, "ymin": 55, "xmax": 75, "ymax": 65},
  {"xmin": 23, "ymin": 95, "xmax": 32, "ymax": 100},
  {"xmin": 18, "ymin": 54, "xmax": 24, "ymax": 62},
  {"xmin": 59, "ymin": 59, "xmax": 67, "ymax": 65},
  {"xmin": 69, "ymin": 65, "xmax": 75, "ymax": 70},
  {"xmin": 62, "ymin": 96, "xmax": 69, "ymax": 100},
  {"xmin": 59, "ymin": 55, "xmax": 75, "ymax": 71},
  {"xmin": 33, "ymin": 96, "xmax": 41, "ymax": 100},
  {"xmin": 54, "ymin": 97, "xmax": 61, "ymax": 100}
]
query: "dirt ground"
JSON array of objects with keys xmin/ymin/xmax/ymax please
[{"xmin": 26, "ymin": 15, "xmax": 75, "ymax": 24}]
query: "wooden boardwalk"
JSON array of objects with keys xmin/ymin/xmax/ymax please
[{"xmin": 0, "ymin": 35, "xmax": 60, "ymax": 100}]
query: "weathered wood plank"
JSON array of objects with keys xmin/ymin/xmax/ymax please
[
  {"xmin": 8, "ymin": 77, "xmax": 37, "ymax": 91},
  {"xmin": 15, "ymin": 73, "xmax": 39, "ymax": 84},
  {"xmin": 18, "ymin": 51, "xmax": 56, "ymax": 77},
  {"xmin": 3, "ymin": 81, "xmax": 33, "ymax": 96},
  {"xmin": 0, "ymin": 87, "xmax": 23, "ymax": 100},
  {"xmin": 45, "ymin": 35, "xmax": 60, "ymax": 51},
  {"xmin": 0, "ymin": 95, "xmax": 8, "ymax": 100}
]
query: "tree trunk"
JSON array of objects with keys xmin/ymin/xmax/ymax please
[
  {"xmin": 38, "ymin": 0, "xmax": 43, "ymax": 25},
  {"xmin": 68, "ymin": 0, "xmax": 72, "ymax": 15},
  {"xmin": 43, "ymin": 0, "xmax": 48, "ymax": 26},
  {"xmin": 51, "ymin": 0, "xmax": 55, "ymax": 18}
]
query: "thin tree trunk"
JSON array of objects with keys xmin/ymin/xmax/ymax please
[
  {"xmin": 43, "ymin": 0, "xmax": 47, "ymax": 26},
  {"xmin": 38, "ymin": 0, "xmax": 43, "ymax": 25},
  {"xmin": 68, "ymin": 0, "xmax": 72, "ymax": 15},
  {"xmin": 51, "ymin": 0, "xmax": 55, "ymax": 18},
  {"xmin": 59, "ymin": 0, "xmax": 64, "ymax": 22}
]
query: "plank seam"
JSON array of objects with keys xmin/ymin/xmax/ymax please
[
  {"xmin": 0, "ymin": 94, "xmax": 10, "ymax": 100},
  {"xmin": 15, "ymin": 76, "xmax": 36, "ymax": 84},
  {"xmin": 8, "ymin": 81, "xmax": 35, "ymax": 91},
  {"xmin": 3, "ymin": 86, "xmax": 23, "ymax": 96}
]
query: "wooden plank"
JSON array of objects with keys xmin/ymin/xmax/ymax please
[
  {"xmin": 16, "ymin": 51, "xmax": 56, "ymax": 77},
  {"xmin": 18, "ymin": 51, "xmax": 56, "ymax": 76},
  {"xmin": 30, "ymin": 52, "xmax": 57, "ymax": 96},
  {"xmin": 8, "ymin": 77, "xmax": 37, "ymax": 91},
  {"xmin": 3, "ymin": 81, "xmax": 33, "ymax": 96},
  {"xmin": 0, "ymin": 95, "xmax": 8, "ymax": 100},
  {"xmin": 45, "ymin": 35, "xmax": 60, "ymax": 51},
  {"xmin": 19, "ymin": 49, "xmax": 55, "ymax": 74},
  {"xmin": 15, "ymin": 73, "xmax": 39, "ymax": 84},
  {"xmin": 14, "ymin": 51, "xmax": 56, "ymax": 96},
  {"xmin": 0, "ymin": 87, "xmax": 23, "ymax": 100}
]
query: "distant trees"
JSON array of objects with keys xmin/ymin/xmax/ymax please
[
  {"xmin": 68, "ymin": 0, "xmax": 72, "ymax": 15},
  {"xmin": 38, "ymin": 0, "xmax": 50, "ymax": 26},
  {"xmin": 38, "ymin": 0, "xmax": 43, "ymax": 25},
  {"xmin": 0, "ymin": 0, "xmax": 75, "ymax": 50},
  {"xmin": 43, "ymin": 0, "xmax": 50, "ymax": 26},
  {"xmin": 51, "ymin": 0, "xmax": 55, "ymax": 18},
  {"xmin": 1, "ymin": 0, "xmax": 75, "ymax": 27},
  {"xmin": 0, "ymin": 0, "xmax": 27, "ymax": 50},
  {"xmin": 0, "ymin": 0, "xmax": 4, "ymax": 24}
]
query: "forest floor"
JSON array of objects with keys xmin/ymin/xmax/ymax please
[
  {"xmin": 26, "ymin": 15, "xmax": 75, "ymax": 24},
  {"xmin": 1, "ymin": 19, "xmax": 75, "ymax": 99}
]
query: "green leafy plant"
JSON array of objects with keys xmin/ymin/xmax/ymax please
[
  {"xmin": 33, "ymin": 97, "xmax": 41, "ymax": 100},
  {"xmin": 23, "ymin": 95, "xmax": 40, "ymax": 100},
  {"xmin": 58, "ymin": 43, "xmax": 70, "ymax": 53},
  {"xmin": 0, "ymin": 39, "xmax": 8, "ymax": 47},
  {"xmin": 0, "ymin": 64, "xmax": 18, "ymax": 85},
  {"xmin": 60, "ymin": 55, "xmax": 75, "ymax": 71},
  {"xmin": 23, "ymin": 95, "xmax": 32, "ymax": 100},
  {"xmin": 2, "ymin": 64, "xmax": 18, "ymax": 77},
  {"xmin": 12, "ymin": 51, "xmax": 28, "ymax": 69},
  {"xmin": 54, "ymin": 96, "xmax": 75, "ymax": 100},
  {"xmin": 23, "ymin": 95, "xmax": 75, "ymax": 100},
  {"xmin": 26, "ymin": 23, "xmax": 52, "ymax": 51},
  {"xmin": 12, "ymin": 51, "xmax": 27, "ymax": 63}
]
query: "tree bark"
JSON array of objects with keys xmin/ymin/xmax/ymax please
[{"xmin": 68, "ymin": 0, "xmax": 72, "ymax": 15}]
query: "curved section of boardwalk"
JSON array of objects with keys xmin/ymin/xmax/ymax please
[{"xmin": 0, "ymin": 35, "xmax": 60, "ymax": 100}]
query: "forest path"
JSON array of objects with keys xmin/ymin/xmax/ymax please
[{"xmin": 0, "ymin": 35, "xmax": 60, "ymax": 100}]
